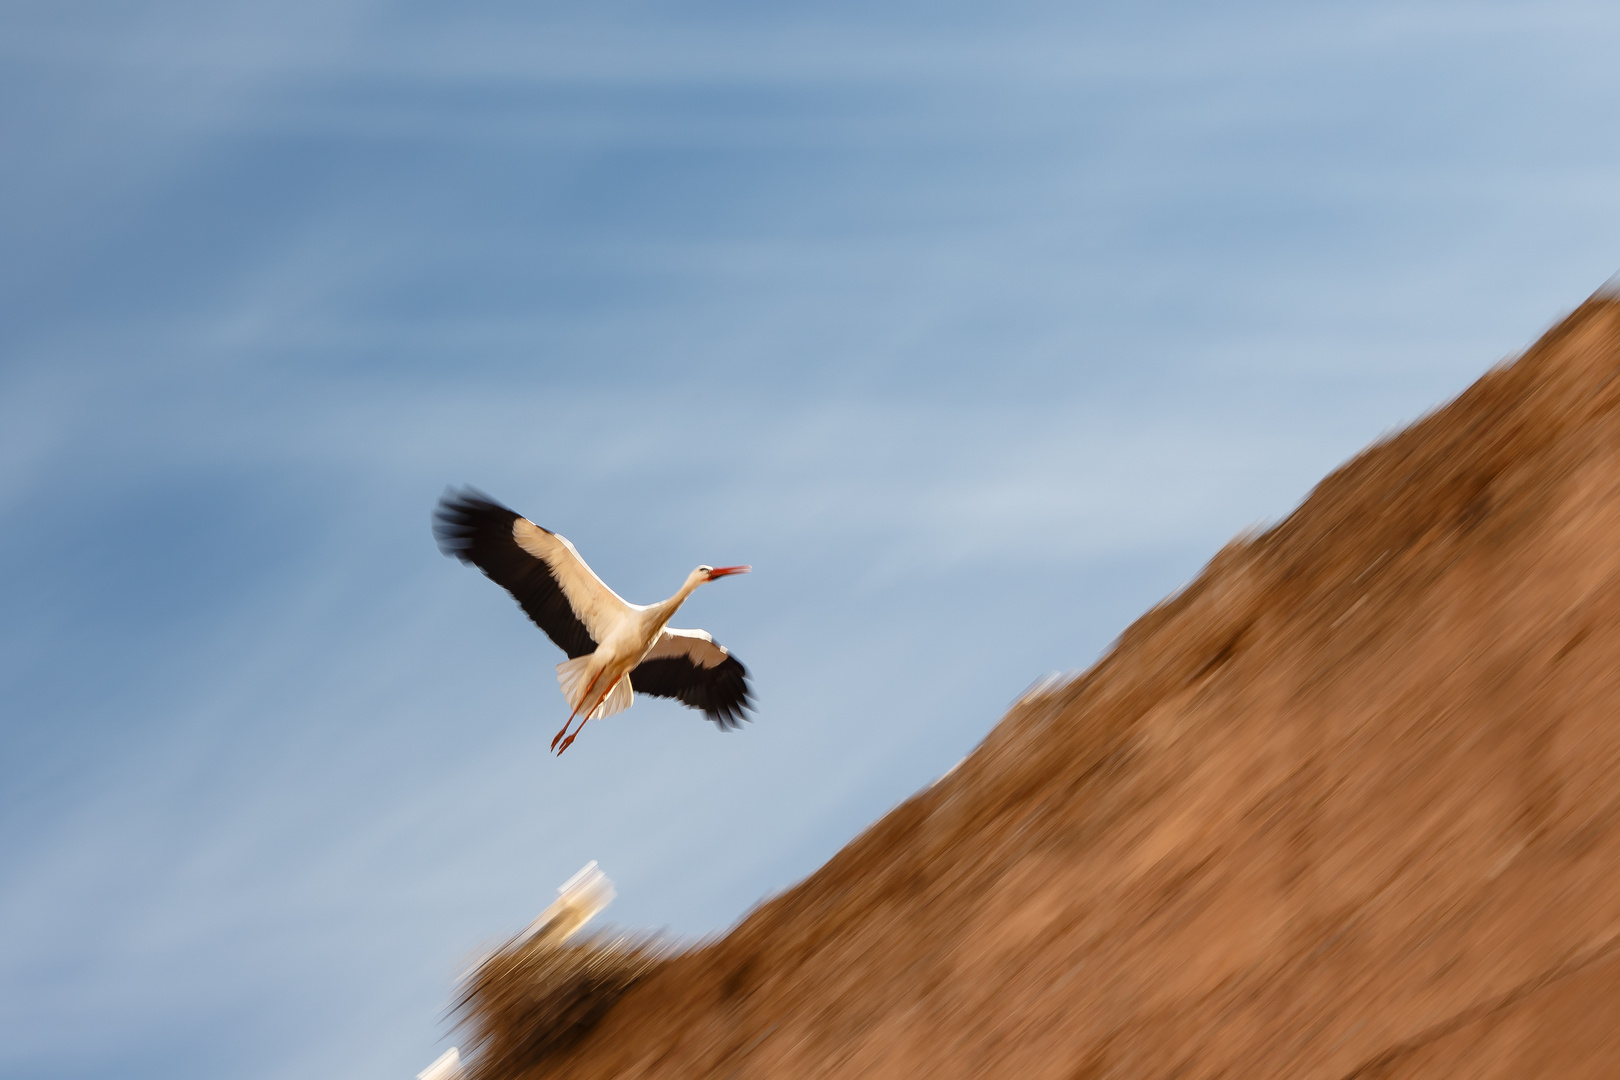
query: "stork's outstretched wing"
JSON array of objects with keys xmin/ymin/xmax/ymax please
[
  {"xmin": 632, "ymin": 627, "xmax": 753, "ymax": 729},
  {"xmin": 432, "ymin": 488, "xmax": 631, "ymax": 658}
]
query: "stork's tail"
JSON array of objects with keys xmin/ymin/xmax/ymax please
[
  {"xmin": 555, "ymin": 655, "xmax": 594, "ymax": 710},
  {"xmin": 555, "ymin": 656, "xmax": 635, "ymax": 720}
]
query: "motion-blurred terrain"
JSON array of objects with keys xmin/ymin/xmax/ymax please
[{"xmin": 463, "ymin": 290, "xmax": 1620, "ymax": 1078}]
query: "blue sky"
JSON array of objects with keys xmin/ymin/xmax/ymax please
[{"xmin": 3, "ymin": 2, "xmax": 1618, "ymax": 1078}]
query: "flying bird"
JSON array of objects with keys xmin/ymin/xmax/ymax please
[{"xmin": 433, "ymin": 489, "xmax": 753, "ymax": 753}]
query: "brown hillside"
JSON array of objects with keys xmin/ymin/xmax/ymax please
[{"xmin": 470, "ymin": 290, "xmax": 1620, "ymax": 1080}]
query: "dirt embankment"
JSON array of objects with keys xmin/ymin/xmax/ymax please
[{"xmin": 470, "ymin": 291, "xmax": 1620, "ymax": 1079}]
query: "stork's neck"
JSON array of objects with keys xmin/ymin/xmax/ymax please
[{"xmin": 645, "ymin": 569, "xmax": 708, "ymax": 627}]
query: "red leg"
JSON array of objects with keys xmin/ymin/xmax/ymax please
[
  {"xmin": 552, "ymin": 668, "xmax": 604, "ymax": 751},
  {"xmin": 557, "ymin": 678, "xmax": 618, "ymax": 754}
]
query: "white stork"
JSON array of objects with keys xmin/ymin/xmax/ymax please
[{"xmin": 433, "ymin": 489, "xmax": 753, "ymax": 754}]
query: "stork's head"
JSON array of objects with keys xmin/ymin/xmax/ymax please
[{"xmin": 680, "ymin": 564, "xmax": 750, "ymax": 595}]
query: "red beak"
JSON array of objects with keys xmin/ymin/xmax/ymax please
[{"xmin": 706, "ymin": 565, "xmax": 751, "ymax": 579}]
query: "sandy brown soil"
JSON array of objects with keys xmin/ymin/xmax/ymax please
[{"xmin": 468, "ymin": 290, "xmax": 1620, "ymax": 1079}]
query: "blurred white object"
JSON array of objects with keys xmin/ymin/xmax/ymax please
[
  {"xmin": 525, "ymin": 861, "xmax": 616, "ymax": 944},
  {"xmin": 416, "ymin": 1047, "xmax": 464, "ymax": 1080},
  {"xmin": 1013, "ymin": 671, "xmax": 1078, "ymax": 708}
]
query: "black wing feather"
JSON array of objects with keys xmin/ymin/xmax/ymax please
[
  {"xmin": 631, "ymin": 654, "xmax": 753, "ymax": 730},
  {"xmin": 432, "ymin": 488, "xmax": 598, "ymax": 659}
]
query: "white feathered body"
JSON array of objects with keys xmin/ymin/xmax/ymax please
[{"xmin": 554, "ymin": 576, "xmax": 706, "ymax": 721}]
